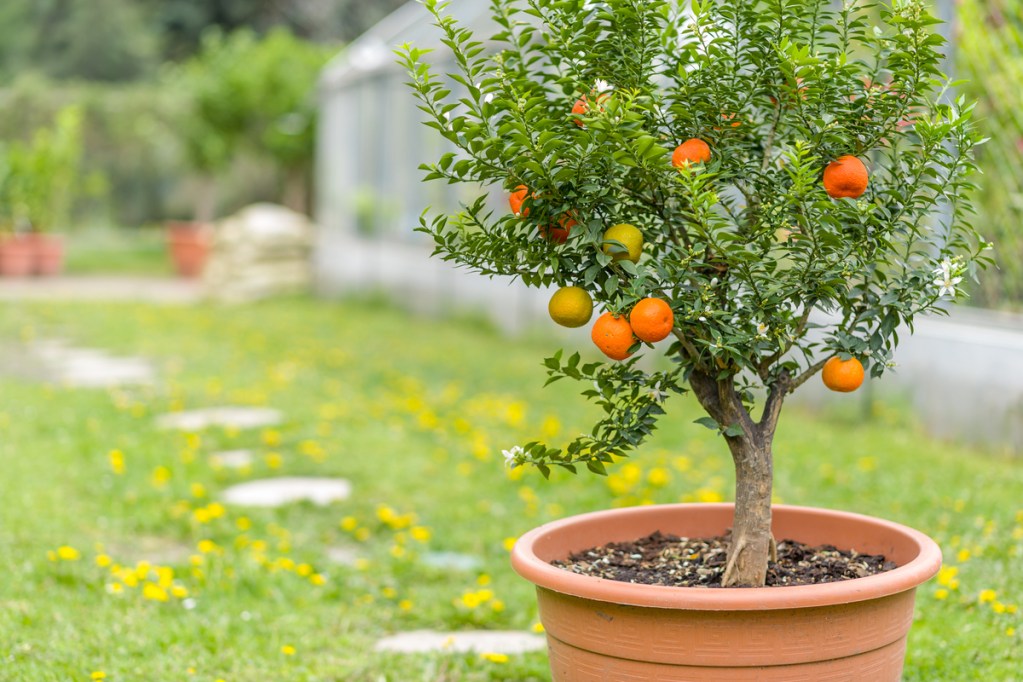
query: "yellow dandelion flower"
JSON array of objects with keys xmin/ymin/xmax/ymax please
[
  {"xmin": 531, "ymin": 622, "xmax": 545, "ymax": 633},
  {"xmin": 151, "ymin": 466, "xmax": 171, "ymax": 487},
  {"xmin": 993, "ymin": 602, "xmax": 1007, "ymax": 614},
  {"xmin": 480, "ymin": 652, "xmax": 509, "ymax": 663},
  {"xmin": 491, "ymin": 599, "xmax": 505, "ymax": 612},
  {"xmin": 646, "ymin": 467, "xmax": 671, "ymax": 488},
  {"xmin": 280, "ymin": 645, "xmax": 296, "ymax": 656},
  {"xmin": 91, "ymin": 672, "xmax": 106, "ymax": 680},
  {"xmin": 310, "ymin": 574, "xmax": 326, "ymax": 586},
  {"xmin": 460, "ymin": 592, "xmax": 482, "ymax": 609},
  {"xmin": 105, "ymin": 583, "xmax": 123, "ymax": 594},
  {"xmin": 410, "ymin": 526, "xmax": 431, "ymax": 543},
  {"xmin": 936, "ymin": 566, "xmax": 958, "ymax": 586},
  {"xmin": 354, "ymin": 558, "xmax": 371, "ymax": 571},
  {"xmin": 171, "ymin": 585, "xmax": 189, "ymax": 599},
  {"xmin": 389, "ymin": 545, "xmax": 406, "ymax": 559},
  {"xmin": 382, "ymin": 587, "xmax": 398, "ymax": 599},
  {"xmin": 477, "ymin": 574, "xmax": 491, "ymax": 587},
  {"xmin": 934, "ymin": 589, "xmax": 948, "ymax": 600},
  {"xmin": 193, "ymin": 508, "xmax": 211, "ymax": 524},
  {"xmin": 398, "ymin": 599, "xmax": 413, "ymax": 611},
  {"xmin": 262, "ymin": 429, "xmax": 282, "ymax": 446},
  {"xmin": 189, "ymin": 554, "xmax": 204, "ymax": 566},
  {"xmin": 296, "ymin": 563, "xmax": 313, "ymax": 577},
  {"xmin": 190, "ymin": 483, "xmax": 206, "ymax": 499},
  {"xmin": 502, "ymin": 537, "xmax": 517, "ymax": 552},
  {"xmin": 979, "ymin": 589, "xmax": 997, "ymax": 604},
  {"xmin": 108, "ymin": 449, "xmax": 125, "ymax": 475},
  {"xmin": 1007, "ymin": 604, "xmax": 1018, "ymax": 614},
  {"xmin": 197, "ymin": 540, "xmax": 218, "ymax": 554},
  {"xmin": 354, "ymin": 528, "xmax": 371, "ymax": 542},
  {"xmin": 236, "ymin": 516, "xmax": 251, "ymax": 531},
  {"xmin": 206, "ymin": 503, "xmax": 225, "ymax": 519},
  {"xmin": 265, "ymin": 452, "xmax": 283, "ymax": 469},
  {"xmin": 57, "ymin": 546, "xmax": 80, "ymax": 561},
  {"xmin": 143, "ymin": 583, "xmax": 169, "ymax": 602},
  {"xmin": 1007, "ymin": 627, "xmax": 1016, "ymax": 637},
  {"xmin": 340, "ymin": 516, "xmax": 358, "ymax": 532},
  {"xmin": 696, "ymin": 488, "xmax": 723, "ymax": 503},
  {"xmin": 122, "ymin": 573, "xmax": 139, "ymax": 588},
  {"xmin": 47, "ymin": 550, "xmax": 57, "ymax": 562},
  {"xmin": 95, "ymin": 554, "xmax": 112, "ymax": 568}
]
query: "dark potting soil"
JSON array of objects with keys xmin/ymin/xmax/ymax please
[{"xmin": 552, "ymin": 531, "xmax": 897, "ymax": 587}]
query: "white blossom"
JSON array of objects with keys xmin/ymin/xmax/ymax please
[
  {"xmin": 594, "ymin": 78, "xmax": 613, "ymax": 93},
  {"xmin": 755, "ymin": 322, "xmax": 769, "ymax": 340},
  {"xmin": 648, "ymin": 382, "xmax": 668, "ymax": 404},
  {"xmin": 933, "ymin": 272, "xmax": 962, "ymax": 298},
  {"xmin": 502, "ymin": 445, "xmax": 525, "ymax": 469}
]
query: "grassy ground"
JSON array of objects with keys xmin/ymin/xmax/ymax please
[
  {"xmin": 0, "ymin": 296, "xmax": 1020, "ymax": 681},
  {"xmin": 63, "ymin": 226, "xmax": 172, "ymax": 276}
]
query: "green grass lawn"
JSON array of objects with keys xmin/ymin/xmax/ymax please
[
  {"xmin": 0, "ymin": 297, "xmax": 1020, "ymax": 681},
  {"xmin": 63, "ymin": 226, "xmax": 172, "ymax": 276}
]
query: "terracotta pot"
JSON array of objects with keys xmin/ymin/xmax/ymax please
[
  {"xmin": 27, "ymin": 233, "xmax": 65, "ymax": 276},
  {"xmin": 511, "ymin": 503, "xmax": 941, "ymax": 681},
  {"xmin": 166, "ymin": 221, "xmax": 210, "ymax": 278},
  {"xmin": 0, "ymin": 235, "xmax": 35, "ymax": 277}
]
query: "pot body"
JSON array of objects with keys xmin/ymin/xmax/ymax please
[
  {"xmin": 0, "ymin": 235, "xmax": 35, "ymax": 277},
  {"xmin": 166, "ymin": 221, "xmax": 210, "ymax": 278},
  {"xmin": 27, "ymin": 233, "xmax": 65, "ymax": 276},
  {"xmin": 511, "ymin": 503, "xmax": 941, "ymax": 681}
]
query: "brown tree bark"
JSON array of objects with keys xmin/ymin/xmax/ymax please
[{"xmin": 689, "ymin": 369, "xmax": 789, "ymax": 587}]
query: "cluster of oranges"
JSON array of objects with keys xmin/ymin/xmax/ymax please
[{"xmin": 506, "ymin": 96, "xmax": 870, "ymax": 389}]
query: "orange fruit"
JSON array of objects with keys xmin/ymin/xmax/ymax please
[
  {"xmin": 821, "ymin": 356, "xmax": 865, "ymax": 392},
  {"xmin": 823, "ymin": 156, "xmax": 868, "ymax": 199},
  {"xmin": 548, "ymin": 286, "xmax": 593, "ymax": 328},
  {"xmin": 591, "ymin": 312, "xmax": 635, "ymax": 361},
  {"xmin": 509, "ymin": 185, "xmax": 530, "ymax": 216},
  {"xmin": 671, "ymin": 138, "xmax": 711, "ymax": 167},
  {"xmin": 629, "ymin": 298, "xmax": 674, "ymax": 343},
  {"xmin": 539, "ymin": 215, "xmax": 576, "ymax": 243},
  {"xmin": 571, "ymin": 93, "xmax": 610, "ymax": 126},
  {"xmin": 601, "ymin": 223, "xmax": 643, "ymax": 262}
]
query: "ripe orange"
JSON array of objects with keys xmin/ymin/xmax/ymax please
[
  {"xmin": 602, "ymin": 223, "xmax": 643, "ymax": 262},
  {"xmin": 571, "ymin": 93, "xmax": 610, "ymax": 126},
  {"xmin": 823, "ymin": 156, "xmax": 868, "ymax": 199},
  {"xmin": 539, "ymin": 215, "xmax": 576, "ymax": 243},
  {"xmin": 591, "ymin": 312, "xmax": 635, "ymax": 361},
  {"xmin": 509, "ymin": 185, "xmax": 530, "ymax": 216},
  {"xmin": 629, "ymin": 298, "xmax": 674, "ymax": 343},
  {"xmin": 671, "ymin": 138, "xmax": 711, "ymax": 167},
  {"xmin": 821, "ymin": 356, "xmax": 865, "ymax": 392}
]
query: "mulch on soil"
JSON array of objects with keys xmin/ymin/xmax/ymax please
[{"xmin": 552, "ymin": 530, "xmax": 897, "ymax": 588}]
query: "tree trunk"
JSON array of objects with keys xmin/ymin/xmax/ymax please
[
  {"xmin": 721, "ymin": 435, "xmax": 775, "ymax": 587},
  {"xmin": 688, "ymin": 369, "xmax": 784, "ymax": 587}
]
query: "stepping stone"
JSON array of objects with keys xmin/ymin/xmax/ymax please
[
  {"xmin": 325, "ymin": 546, "xmax": 362, "ymax": 566},
  {"xmin": 221, "ymin": 477, "xmax": 351, "ymax": 508},
  {"xmin": 374, "ymin": 630, "xmax": 546, "ymax": 655},
  {"xmin": 30, "ymin": 339, "xmax": 155, "ymax": 387},
  {"xmin": 420, "ymin": 551, "xmax": 483, "ymax": 572},
  {"xmin": 156, "ymin": 407, "xmax": 282, "ymax": 431},
  {"xmin": 210, "ymin": 450, "xmax": 255, "ymax": 469}
]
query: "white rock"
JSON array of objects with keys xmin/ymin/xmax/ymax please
[
  {"xmin": 221, "ymin": 477, "xmax": 351, "ymax": 508},
  {"xmin": 156, "ymin": 407, "xmax": 282, "ymax": 431},
  {"xmin": 374, "ymin": 630, "xmax": 546, "ymax": 655}
]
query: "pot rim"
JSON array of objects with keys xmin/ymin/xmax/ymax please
[{"xmin": 511, "ymin": 503, "xmax": 942, "ymax": 611}]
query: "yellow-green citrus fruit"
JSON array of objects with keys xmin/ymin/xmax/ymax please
[
  {"xmin": 548, "ymin": 286, "xmax": 594, "ymax": 328},
  {"xmin": 602, "ymin": 223, "xmax": 643, "ymax": 263}
]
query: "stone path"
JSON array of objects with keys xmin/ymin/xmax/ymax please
[
  {"xmin": 0, "ymin": 276, "xmax": 202, "ymax": 304},
  {"xmin": 221, "ymin": 477, "xmax": 352, "ymax": 507},
  {"xmin": 29, "ymin": 339, "xmax": 155, "ymax": 388},
  {"xmin": 374, "ymin": 630, "xmax": 546, "ymax": 655},
  {"xmin": 156, "ymin": 407, "xmax": 282, "ymax": 431}
]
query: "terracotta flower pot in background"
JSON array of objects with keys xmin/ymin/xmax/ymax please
[
  {"xmin": 0, "ymin": 234, "xmax": 35, "ymax": 277},
  {"xmin": 166, "ymin": 221, "xmax": 211, "ymax": 278},
  {"xmin": 27, "ymin": 233, "xmax": 65, "ymax": 276},
  {"xmin": 512, "ymin": 503, "xmax": 941, "ymax": 681}
]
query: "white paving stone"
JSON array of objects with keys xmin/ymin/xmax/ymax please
[
  {"xmin": 210, "ymin": 450, "xmax": 255, "ymax": 469},
  {"xmin": 420, "ymin": 551, "xmax": 483, "ymax": 572},
  {"xmin": 156, "ymin": 407, "xmax": 282, "ymax": 431},
  {"xmin": 221, "ymin": 477, "xmax": 351, "ymax": 507},
  {"xmin": 374, "ymin": 630, "xmax": 546, "ymax": 655},
  {"xmin": 30, "ymin": 339, "xmax": 155, "ymax": 387}
]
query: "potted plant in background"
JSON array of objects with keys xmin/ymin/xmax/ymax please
[
  {"xmin": 3, "ymin": 105, "xmax": 84, "ymax": 277},
  {"xmin": 402, "ymin": 0, "xmax": 992, "ymax": 678},
  {"xmin": 0, "ymin": 144, "xmax": 34, "ymax": 277}
]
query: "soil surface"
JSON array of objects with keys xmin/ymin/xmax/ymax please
[{"xmin": 552, "ymin": 531, "xmax": 896, "ymax": 588}]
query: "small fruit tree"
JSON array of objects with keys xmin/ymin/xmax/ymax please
[{"xmin": 400, "ymin": 0, "xmax": 992, "ymax": 587}]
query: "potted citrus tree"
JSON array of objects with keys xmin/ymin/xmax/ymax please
[
  {"xmin": 3, "ymin": 105, "xmax": 84, "ymax": 276},
  {"xmin": 401, "ymin": 0, "xmax": 992, "ymax": 677}
]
